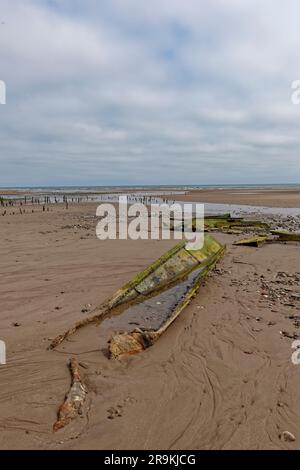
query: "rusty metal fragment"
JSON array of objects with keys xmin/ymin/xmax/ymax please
[
  {"xmin": 53, "ymin": 357, "xmax": 87, "ymax": 432},
  {"xmin": 233, "ymin": 235, "xmax": 268, "ymax": 247}
]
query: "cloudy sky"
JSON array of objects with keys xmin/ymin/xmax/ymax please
[{"xmin": 0, "ymin": 0, "xmax": 300, "ymax": 186}]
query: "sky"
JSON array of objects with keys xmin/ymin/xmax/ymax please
[{"xmin": 0, "ymin": 0, "xmax": 300, "ymax": 186}]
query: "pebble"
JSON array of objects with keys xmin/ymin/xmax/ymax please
[
  {"xmin": 282, "ymin": 431, "xmax": 296, "ymax": 442},
  {"xmin": 81, "ymin": 304, "xmax": 91, "ymax": 313}
]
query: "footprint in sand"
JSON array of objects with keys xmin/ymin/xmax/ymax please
[
  {"xmin": 107, "ymin": 397, "xmax": 136, "ymax": 419},
  {"xmin": 107, "ymin": 405, "xmax": 123, "ymax": 419}
]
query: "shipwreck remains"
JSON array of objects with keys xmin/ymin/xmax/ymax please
[
  {"xmin": 270, "ymin": 230, "xmax": 300, "ymax": 242},
  {"xmin": 50, "ymin": 235, "xmax": 225, "ymax": 356},
  {"xmin": 171, "ymin": 213, "xmax": 269, "ymax": 234},
  {"xmin": 233, "ymin": 235, "xmax": 268, "ymax": 247},
  {"xmin": 108, "ymin": 234, "xmax": 225, "ymax": 358},
  {"xmin": 233, "ymin": 230, "xmax": 300, "ymax": 247},
  {"xmin": 204, "ymin": 214, "xmax": 269, "ymax": 232}
]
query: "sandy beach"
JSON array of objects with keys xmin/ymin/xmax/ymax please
[
  {"xmin": 0, "ymin": 191, "xmax": 300, "ymax": 450},
  {"xmin": 3, "ymin": 0, "xmax": 300, "ymax": 460}
]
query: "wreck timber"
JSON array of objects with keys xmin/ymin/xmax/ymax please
[
  {"xmin": 50, "ymin": 234, "xmax": 225, "ymax": 352},
  {"xmin": 108, "ymin": 234, "xmax": 225, "ymax": 358},
  {"xmin": 233, "ymin": 235, "xmax": 268, "ymax": 247},
  {"xmin": 270, "ymin": 230, "xmax": 300, "ymax": 242},
  {"xmin": 170, "ymin": 214, "xmax": 269, "ymax": 233}
]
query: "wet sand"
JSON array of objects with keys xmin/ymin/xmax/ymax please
[
  {"xmin": 0, "ymin": 198, "xmax": 300, "ymax": 449},
  {"xmin": 170, "ymin": 187, "xmax": 300, "ymax": 208}
]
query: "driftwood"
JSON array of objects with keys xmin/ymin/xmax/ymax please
[{"xmin": 53, "ymin": 357, "xmax": 87, "ymax": 432}]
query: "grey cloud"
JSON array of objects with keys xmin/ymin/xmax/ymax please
[{"xmin": 0, "ymin": 0, "xmax": 300, "ymax": 185}]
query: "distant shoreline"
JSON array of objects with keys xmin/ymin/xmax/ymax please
[
  {"xmin": 1, "ymin": 183, "xmax": 300, "ymax": 192},
  {"xmin": 1, "ymin": 185, "xmax": 300, "ymax": 209}
]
